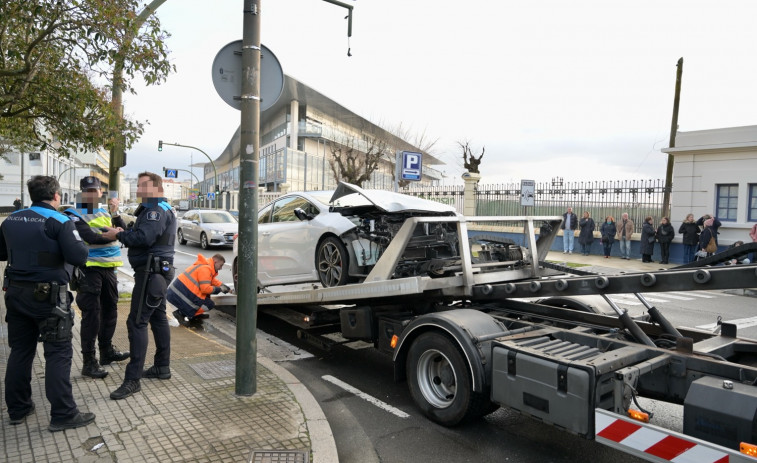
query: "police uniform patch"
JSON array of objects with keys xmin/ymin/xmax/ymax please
[{"xmin": 147, "ymin": 211, "xmax": 161, "ymax": 221}]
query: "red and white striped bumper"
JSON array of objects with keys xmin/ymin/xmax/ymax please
[{"xmin": 595, "ymin": 409, "xmax": 757, "ymax": 463}]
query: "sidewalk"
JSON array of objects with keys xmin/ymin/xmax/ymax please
[{"xmin": 0, "ymin": 264, "xmax": 337, "ymax": 463}]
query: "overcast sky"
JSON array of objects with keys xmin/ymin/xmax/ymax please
[{"xmin": 122, "ymin": 0, "xmax": 757, "ymax": 185}]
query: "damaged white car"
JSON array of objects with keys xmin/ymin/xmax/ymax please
[{"xmin": 232, "ymin": 182, "xmax": 474, "ymax": 289}]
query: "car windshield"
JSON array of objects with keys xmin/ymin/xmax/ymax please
[{"xmin": 201, "ymin": 212, "xmax": 235, "ymax": 223}]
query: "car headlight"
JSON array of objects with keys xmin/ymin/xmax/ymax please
[{"xmin": 210, "ymin": 229, "xmax": 224, "ymax": 235}]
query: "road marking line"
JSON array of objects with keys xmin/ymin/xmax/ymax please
[
  {"xmin": 650, "ymin": 293, "xmax": 693, "ymax": 301},
  {"xmin": 696, "ymin": 316, "xmax": 757, "ymax": 331},
  {"xmin": 322, "ymin": 375, "xmax": 410, "ymax": 418},
  {"xmin": 672, "ymin": 291, "xmax": 714, "ymax": 298}
]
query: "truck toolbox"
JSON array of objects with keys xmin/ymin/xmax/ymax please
[
  {"xmin": 340, "ymin": 306, "xmax": 374, "ymax": 340},
  {"xmin": 491, "ymin": 337, "xmax": 604, "ymax": 436},
  {"xmin": 684, "ymin": 375, "xmax": 757, "ymax": 450}
]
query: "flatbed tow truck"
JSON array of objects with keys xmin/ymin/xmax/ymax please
[{"xmin": 216, "ymin": 215, "xmax": 757, "ymax": 462}]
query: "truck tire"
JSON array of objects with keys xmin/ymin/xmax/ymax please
[
  {"xmin": 177, "ymin": 229, "xmax": 187, "ymax": 245},
  {"xmin": 316, "ymin": 236, "xmax": 349, "ymax": 287},
  {"xmin": 406, "ymin": 332, "xmax": 494, "ymax": 426}
]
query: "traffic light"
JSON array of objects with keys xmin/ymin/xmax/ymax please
[
  {"xmin": 215, "ymin": 185, "xmax": 220, "ymax": 193},
  {"xmin": 158, "ymin": 140, "xmax": 163, "ymax": 151}
]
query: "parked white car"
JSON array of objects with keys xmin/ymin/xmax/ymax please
[
  {"xmin": 177, "ymin": 209, "xmax": 238, "ymax": 249},
  {"xmin": 232, "ymin": 182, "xmax": 462, "ymax": 289}
]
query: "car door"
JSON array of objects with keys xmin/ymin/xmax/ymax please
[
  {"xmin": 257, "ymin": 195, "xmax": 320, "ymax": 284},
  {"xmin": 184, "ymin": 211, "xmax": 200, "ymax": 243}
]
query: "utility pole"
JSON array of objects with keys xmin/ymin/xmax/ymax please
[
  {"xmin": 663, "ymin": 58, "xmax": 683, "ymax": 219},
  {"xmin": 236, "ymin": 0, "xmax": 261, "ymax": 396}
]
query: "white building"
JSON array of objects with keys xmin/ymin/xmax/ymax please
[
  {"xmin": 662, "ymin": 125, "xmax": 757, "ymax": 244},
  {"xmin": 0, "ymin": 147, "xmax": 116, "ymax": 208}
]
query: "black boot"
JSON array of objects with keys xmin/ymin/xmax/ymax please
[
  {"xmin": 100, "ymin": 344, "xmax": 130, "ymax": 365},
  {"xmin": 82, "ymin": 353, "xmax": 108, "ymax": 379}
]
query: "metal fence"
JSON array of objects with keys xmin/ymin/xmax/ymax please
[{"xmin": 405, "ymin": 179, "xmax": 668, "ymax": 233}]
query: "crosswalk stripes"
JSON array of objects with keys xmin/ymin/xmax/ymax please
[{"xmin": 608, "ymin": 290, "xmax": 731, "ymax": 306}]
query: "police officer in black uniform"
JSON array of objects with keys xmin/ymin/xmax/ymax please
[
  {"xmin": 102, "ymin": 172, "xmax": 176, "ymax": 400},
  {"xmin": 0, "ymin": 175, "xmax": 96, "ymax": 431}
]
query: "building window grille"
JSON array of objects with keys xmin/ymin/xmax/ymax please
[
  {"xmin": 749, "ymin": 184, "xmax": 757, "ymax": 222},
  {"xmin": 716, "ymin": 183, "xmax": 738, "ymax": 221}
]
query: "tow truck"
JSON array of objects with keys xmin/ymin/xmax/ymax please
[{"xmin": 216, "ymin": 215, "xmax": 757, "ymax": 462}]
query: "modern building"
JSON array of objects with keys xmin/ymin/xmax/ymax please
[
  {"xmin": 662, "ymin": 124, "xmax": 757, "ymax": 244},
  {"xmin": 198, "ymin": 75, "xmax": 445, "ymax": 210}
]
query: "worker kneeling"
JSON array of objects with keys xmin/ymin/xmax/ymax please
[{"xmin": 167, "ymin": 253, "xmax": 230, "ymax": 324}]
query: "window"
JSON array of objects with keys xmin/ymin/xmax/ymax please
[
  {"xmin": 716, "ymin": 184, "xmax": 738, "ymax": 221},
  {"xmin": 749, "ymin": 184, "xmax": 757, "ymax": 222}
]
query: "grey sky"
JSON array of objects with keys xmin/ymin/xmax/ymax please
[{"xmin": 122, "ymin": 0, "xmax": 757, "ymax": 185}]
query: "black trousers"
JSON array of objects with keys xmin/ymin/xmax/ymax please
[
  {"xmin": 659, "ymin": 242, "xmax": 671, "ymax": 263},
  {"xmin": 124, "ymin": 269, "xmax": 173, "ymax": 381},
  {"xmin": 75, "ymin": 266, "xmax": 119, "ymax": 354},
  {"xmin": 4, "ymin": 286, "xmax": 78, "ymax": 421}
]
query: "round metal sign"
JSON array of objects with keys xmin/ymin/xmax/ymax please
[{"xmin": 211, "ymin": 41, "xmax": 284, "ymax": 112}]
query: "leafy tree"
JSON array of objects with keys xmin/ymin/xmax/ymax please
[{"xmin": 0, "ymin": 0, "xmax": 173, "ymax": 157}]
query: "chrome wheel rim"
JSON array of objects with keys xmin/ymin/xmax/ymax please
[{"xmin": 317, "ymin": 242, "xmax": 343, "ymax": 287}]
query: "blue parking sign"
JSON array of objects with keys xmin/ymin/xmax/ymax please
[{"xmin": 401, "ymin": 151, "xmax": 422, "ymax": 181}]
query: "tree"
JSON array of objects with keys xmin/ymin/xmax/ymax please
[
  {"xmin": 328, "ymin": 135, "xmax": 391, "ymax": 187},
  {"xmin": 0, "ymin": 0, "xmax": 173, "ymax": 157},
  {"xmin": 459, "ymin": 141, "xmax": 485, "ymax": 174}
]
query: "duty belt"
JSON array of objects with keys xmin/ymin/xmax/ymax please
[{"xmin": 9, "ymin": 280, "xmax": 51, "ymax": 289}]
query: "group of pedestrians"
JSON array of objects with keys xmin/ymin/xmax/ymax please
[{"xmin": 559, "ymin": 207, "xmax": 740, "ymax": 264}]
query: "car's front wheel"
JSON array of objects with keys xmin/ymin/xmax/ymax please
[
  {"xmin": 200, "ymin": 232, "xmax": 209, "ymax": 249},
  {"xmin": 316, "ymin": 236, "xmax": 350, "ymax": 287},
  {"xmin": 177, "ymin": 229, "xmax": 187, "ymax": 245}
]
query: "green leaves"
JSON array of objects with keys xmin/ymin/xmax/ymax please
[{"xmin": 0, "ymin": 0, "xmax": 174, "ymax": 157}]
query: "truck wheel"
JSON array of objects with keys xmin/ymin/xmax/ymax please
[
  {"xmin": 177, "ymin": 229, "xmax": 187, "ymax": 245},
  {"xmin": 406, "ymin": 332, "xmax": 493, "ymax": 426},
  {"xmin": 200, "ymin": 232, "xmax": 209, "ymax": 249},
  {"xmin": 316, "ymin": 237, "xmax": 349, "ymax": 287}
]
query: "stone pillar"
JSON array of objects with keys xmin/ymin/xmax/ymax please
[
  {"xmin": 289, "ymin": 100, "xmax": 299, "ymax": 150},
  {"xmin": 462, "ymin": 172, "xmax": 480, "ymax": 217},
  {"xmin": 279, "ymin": 183, "xmax": 291, "ymax": 194}
]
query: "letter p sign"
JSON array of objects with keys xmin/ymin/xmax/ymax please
[{"xmin": 401, "ymin": 151, "xmax": 422, "ymax": 181}]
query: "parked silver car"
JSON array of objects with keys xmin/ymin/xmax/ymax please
[{"xmin": 177, "ymin": 209, "xmax": 238, "ymax": 249}]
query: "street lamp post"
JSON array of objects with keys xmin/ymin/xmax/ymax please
[{"xmin": 159, "ymin": 141, "xmax": 219, "ymax": 208}]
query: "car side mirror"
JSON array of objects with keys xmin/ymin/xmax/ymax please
[
  {"xmin": 294, "ymin": 208, "xmax": 314, "ymax": 221},
  {"xmin": 192, "ymin": 220, "xmax": 199, "ymax": 225}
]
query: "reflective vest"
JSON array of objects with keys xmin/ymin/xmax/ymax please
[
  {"xmin": 66, "ymin": 207, "xmax": 123, "ymax": 268},
  {"xmin": 176, "ymin": 254, "xmax": 221, "ymax": 299}
]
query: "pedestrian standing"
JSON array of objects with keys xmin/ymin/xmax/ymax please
[
  {"xmin": 12, "ymin": 197, "xmax": 21, "ymax": 210},
  {"xmin": 640, "ymin": 216, "xmax": 655, "ymax": 263},
  {"xmin": 750, "ymin": 222, "xmax": 757, "ymax": 263},
  {"xmin": 697, "ymin": 214, "xmax": 722, "ymax": 245},
  {"xmin": 678, "ymin": 213, "xmax": 700, "ymax": 264},
  {"xmin": 101, "ymin": 172, "xmax": 176, "ymax": 400},
  {"xmin": 600, "ymin": 216, "xmax": 615, "ymax": 258},
  {"xmin": 698, "ymin": 218, "xmax": 718, "ymax": 260},
  {"xmin": 577, "ymin": 211, "xmax": 595, "ymax": 256},
  {"xmin": 561, "ymin": 207, "xmax": 578, "ymax": 254},
  {"xmin": 615, "ymin": 212, "xmax": 634, "ymax": 260},
  {"xmin": 656, "ymin": 217, "xmax": 675, "ymax": 264},
  {"xmin": 0, "ymin": 175, "xmax": 96, "ymax": 431},
  {"xmin": 62, "ymin": 177, "xmax": 129, "ymax": 379}
]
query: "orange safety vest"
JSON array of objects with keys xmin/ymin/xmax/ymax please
[{"xmin": 176, "ymin": 254, "xmax": 222, "ymax": 299}]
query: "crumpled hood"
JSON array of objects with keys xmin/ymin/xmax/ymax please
[{"xmin": 329, "ymin": 182, "xmax": 457, "ymax": 214}]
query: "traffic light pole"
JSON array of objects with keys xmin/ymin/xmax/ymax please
[{"xmin": 159, "ymin": 141, "xmax": 219, "ymax": 208}]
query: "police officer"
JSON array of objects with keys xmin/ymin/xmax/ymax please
[
  {"xmin": 102, "ymin": 172, "xmax": 176, "ymax": 400},
  {"xmin": 0, "ymin": 175, "xmax": 96, "ymax": 431},
  {"xmin": 63, "ymin": 176, "xmax": 129, "ymax": 379}
]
